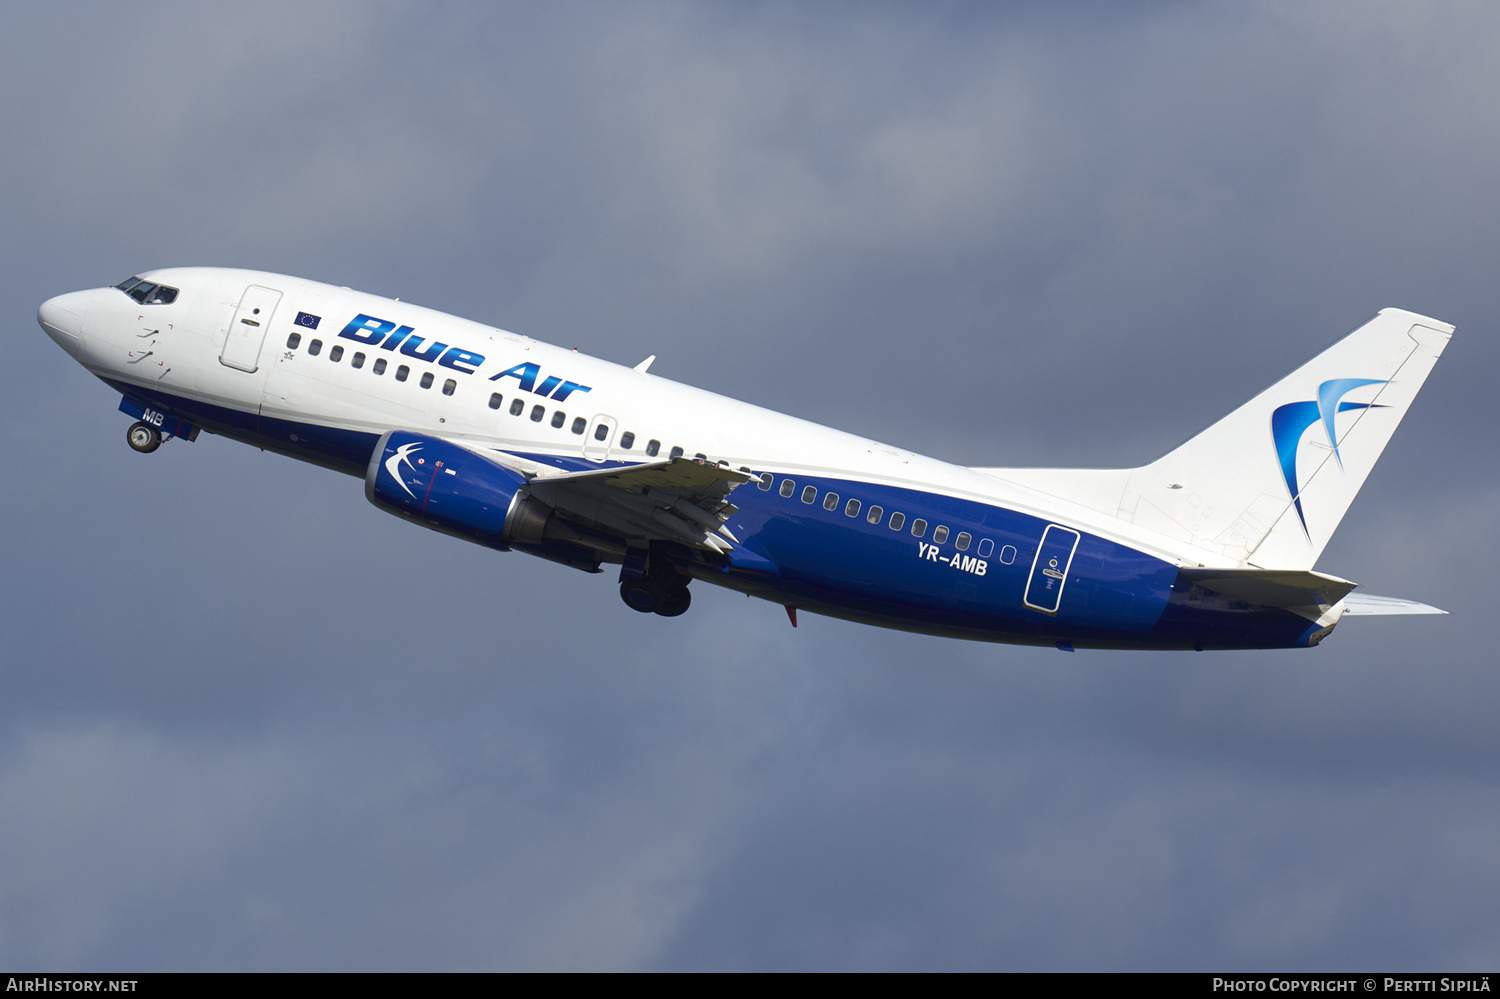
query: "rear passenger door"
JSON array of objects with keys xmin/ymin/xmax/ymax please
[{"xmin": 1023, "ymin": 525, "xmax": 1081, "ymax": 614}]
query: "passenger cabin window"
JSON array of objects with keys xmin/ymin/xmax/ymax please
[
  {"xmin": 551, "ymin": 410, "xmax": 566, "ymax": 429},
  {"xmin": 509, "ymin": 398, "xmax": 524, "ymax": 416},
  {"xmin": 801, "ymin": 485, "xmax": 817, "ymax": 504},
  {"xmin": 308, "ymin": 339, "xmax": 323, "ymax": 356},
  {"xmin": 955, "ymin": 532, "xmax": 971, "ymax": 551},
  {"xmin": 822, "ymin": 492, "xmax": 839, "ymax": 511},
  {"xmin": 977, "ymin": 539, "xmax": 994, "ymax": 558},
  {"xmin": 395, "ymin": 364, "xmax": 409, "ymax": 382},
  {"xmin": 780, "ymin": 479, "xmax": 796, "ymax": 498},
  {"xmin": 758, "ymin": 472, "xmax": 773, "ymax": 491},
  {"xmin": 669, "ymin": 446, "xmax": 684, "ymax": 460},
  {"xmin": 286, "ymin": 333, "xmax": 301, "ymax": 350},
  {"xmin": 845, "ymin": 499, "xmax": 860, "ymax": 517},
  {"xmin": 442, "ymin": 379, "xmax": 456, "ymax": 396},
  {"xmin": 620, "ymin": 432, "xmax": 635, "ymax": 449},
  {"xmin": 933, "ymin": 526, "xmax": 949, "ymax": 545},
  {"xmin": 910, "ymin": 518, "xmax": 926, "ymax": 538},
  {"xmin": 595, "ymin": 423, "xmax": 609, "ymax": 442},
  {"xmin": 373, "ymin": 358, "xmax": 387, "ymax": 375},
  {"xmin": 420, "ymin": 372, "xmax": 434, "ymax": 389},
  {"xmin": 999, "ymin": 545, "xmax": 1017, "ymax": 564},
  {"xmin": 328, "ymin": 345, "xmax": 344, "ymax": 362},
  {"xmin": 489, "ymin": 393, "xmax": 504, "ymax": 410},
  {"xmin": 352, "ymin": 352, "xmax": 365, "ymax": 369},
  {"xmin": 530, "ymin": 405, "xmax": 545, "ymax": 422},
  {"xmin": 572, "ymin": 417, "xmax": 586, "ymax": 435},
  {"xmin": 646, "ymin": 439, "xmax": 661, "ymax": 457},
  {"xmin": 866, "ymin": 505, "xmax": 882, "ymax": 523},
  {"xmin": 889, "ymin": 512, "xmax": 905, "ymax": 531},
  {"xmin": 114, "ymin": 277, "xmax": 178, "ymax": 305}
]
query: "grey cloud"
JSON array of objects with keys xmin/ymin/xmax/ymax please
[{"xmin": 1, "ymin": 0, "xmax": 1497, "ymax": 970}]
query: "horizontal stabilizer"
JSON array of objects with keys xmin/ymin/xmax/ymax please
[
  {"xmin": 1340, "ymin": 592, "xmax": 1448, "ymax": 616},
  {"xmin": 1180, "ymin": 567, "xmax": 1357, "ymax": 609}
]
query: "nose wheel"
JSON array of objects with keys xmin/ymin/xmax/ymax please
[{"xmin": 126, "ymin": 421, "xmax": 162, "ymax": 453}]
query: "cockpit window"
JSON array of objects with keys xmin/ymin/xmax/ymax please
[{"xmin": 114, "ymin": 277, "xmax": 178, "ymax": 305}]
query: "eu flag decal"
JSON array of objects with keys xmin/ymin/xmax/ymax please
[{"xmin": 294, "ymin": 311, "xmax": 321, "ymax": 330}]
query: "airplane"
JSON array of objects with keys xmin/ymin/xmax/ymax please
[{"xmin": 37, "ymin": 267, "xmax": 1451, "ymax": 651}]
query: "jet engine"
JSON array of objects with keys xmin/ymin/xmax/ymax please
[{"xmin": 364, "ymin": 430, "xmax": 551, "ymax": 550}]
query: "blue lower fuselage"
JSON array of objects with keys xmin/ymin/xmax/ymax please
[{"xmin": 109, "ymin": 378, "xmax": 1322, "ymax": 651}]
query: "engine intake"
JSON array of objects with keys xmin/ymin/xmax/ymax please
[{"xmin": 365, "ymin": 430, "xmax": 550, "ymax": 549}]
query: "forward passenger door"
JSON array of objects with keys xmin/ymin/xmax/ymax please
[{"xmin": 219, "ymin": 284, "xmax": 282, "ymax": 372}]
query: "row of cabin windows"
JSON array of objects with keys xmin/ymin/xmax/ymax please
[
  {"xmin": 285, "ymin": 327, "xmax": 1011, "ymax": 557},
  {"xmin": 286, "ymin": 325, "xmax": 1012, "ymax": 559},
  {"xmin": 289, "ymin": 329, "xmax": 704, "ymax": 458},
  {"xmin": 482, "ymin": 390, "xmax": 681, "ymax": 456},
  {"xmin": 755, "ymin": 473, "xmax": 1012, "ymax": 561},
  {"xmin": 286, "ymin": 333, "xmax": 457, "ymax": 395}
]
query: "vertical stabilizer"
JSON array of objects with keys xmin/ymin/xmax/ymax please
[{"xmin": 978, "ymin": 309, "xmax": 1453, "ymax": 569}]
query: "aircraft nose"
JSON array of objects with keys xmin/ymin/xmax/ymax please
[{"xmin": 38, "ymin": 290, "xmax": 91, "ymax": 342}]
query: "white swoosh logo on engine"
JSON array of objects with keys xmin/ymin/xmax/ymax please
[{"xmin": 384, "ymin": 442, "xmax": 422, "ymax": 500}]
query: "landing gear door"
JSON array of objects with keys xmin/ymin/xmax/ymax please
[
  {"xmin": 583, "ymin": 415, "xmax": 617, "ymax": 462},
  {"xmin": 1023, "ymin": 525, "xmax": 1081, "ymax": 615},
  {"xmin": 220, "ymin": 285, "xmax": 282, "ymax": 372}
]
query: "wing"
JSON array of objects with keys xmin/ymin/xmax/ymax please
[{"xmin": 467, "ymin": 445, "xmax": 755, "ymax": 555}]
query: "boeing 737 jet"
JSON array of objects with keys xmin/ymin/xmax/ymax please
[{"xmin": 38, "ymin": 268, "xmax": 1450, "ymax": 650}]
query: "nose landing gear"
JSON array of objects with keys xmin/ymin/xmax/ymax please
[{"xmin": 126, "ymin": 421, "xmax": 162, "ymax": 453}]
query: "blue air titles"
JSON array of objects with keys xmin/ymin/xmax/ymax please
[
  {"xmin": 338, "ymin": 314, "xmax": 484, "ymax": 373},
  {"xmin": 336, "ymin": 314, "xmax": 592, "ymax": 402},
  {"xmin": 488, "ymin": 362, "xmax": 591, "ymax": 402}
]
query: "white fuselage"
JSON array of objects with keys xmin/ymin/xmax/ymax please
[{"xmin": 38, "ymin": 267, "xmax": 1214, "ymax": 565}]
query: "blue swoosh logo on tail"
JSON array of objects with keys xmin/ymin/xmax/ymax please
[{"xmin": 1271, "ymin": 379, "xmax": 1386, "ymax": 536}]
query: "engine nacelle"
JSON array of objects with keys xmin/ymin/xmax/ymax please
[{"xmin": 364, "ymin": 430, "xmax": 550, "ymax": 549}]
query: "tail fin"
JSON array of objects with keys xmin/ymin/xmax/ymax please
[{"xmin": 978, "ymin": 309, "xmax": 1454, "ymax": 569}]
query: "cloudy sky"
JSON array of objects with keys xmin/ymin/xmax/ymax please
[{"xmin": 3, "ymin": 1, "xmax": 1498, "ymax": 971}]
